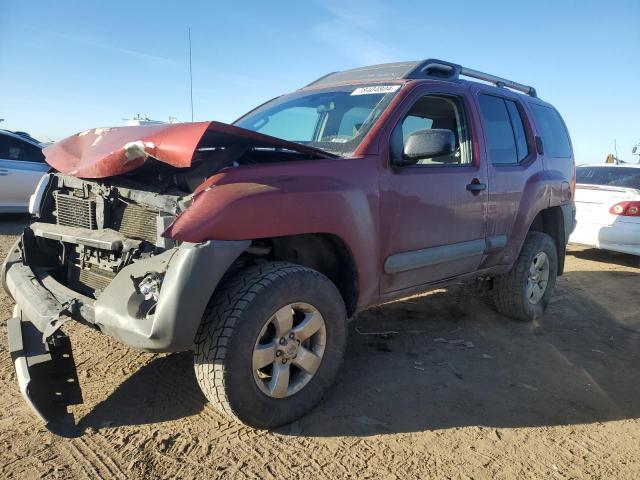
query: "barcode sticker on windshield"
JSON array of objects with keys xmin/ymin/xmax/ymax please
[{"xmin": 351, "ymin": 85, "xmax": 400, "ymax": 95}]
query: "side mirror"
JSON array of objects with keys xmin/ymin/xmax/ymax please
[{"xmin": 396, "ymin": 129, "xmax": 455, "ymax": 166}]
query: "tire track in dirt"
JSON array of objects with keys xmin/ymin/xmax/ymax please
[
  {"xmin": 2, "ymin": 230, "xmax": 640, "ymax": 479},
  {"xmin": 78, "ymin": 434, "xmax": 129, "ymax": 479}
]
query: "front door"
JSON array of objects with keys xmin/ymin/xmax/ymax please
[{"xmin": 379, "ymin": 85, "xmax": 488, "ymax": 294}]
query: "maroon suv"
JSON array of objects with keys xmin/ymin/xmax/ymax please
[{"xmin": 2, "ymin": 59, "xmax": 575, "ymax": 432}]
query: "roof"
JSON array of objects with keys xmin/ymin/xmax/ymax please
[
  {"xmin": 306, "ymin": 61, "xmax": 420, "ymax": 87},
  {"xmin": 304, "ymin": 58, "xmax": 538, "ymax": 97}
]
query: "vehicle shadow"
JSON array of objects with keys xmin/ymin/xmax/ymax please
[
  {"xmin": 568, "ymin": 245, "xmax": 639, "ymax": 268},
  {"xmin": 293, "ymin": 267, "xmax": 640, "ymax": 436},
  {"xmin": 78, "ymin": 264, "xmax": 640, "ymax": 437},
  {"xmin": 79, "ymin": 352, "xmax": 207, "ymax": 430},
  {"xmin": 0, "ymin": 213, "xmax": 29, "ymax": 235}
]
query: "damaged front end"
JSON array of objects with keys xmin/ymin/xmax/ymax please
[{"xmin": 2, "ymin": 121, "xmax": 329, "ymax": 431}]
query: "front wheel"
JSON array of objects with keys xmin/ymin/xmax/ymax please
[
  {"xmin": 193, "ymin": 262, "xmax": 347, "ymax": 428},
  {"xmin": 493, "ymin": 231, "xmax": 558, "ymax": 321}
]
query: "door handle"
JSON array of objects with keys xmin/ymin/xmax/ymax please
[
  {"xmin": 466, "ymin": 179, "xmax": 486, "ymax": 195},
  {"xmin": 0, "ymin": 169, "xmax": 9, "ymax": 176}
]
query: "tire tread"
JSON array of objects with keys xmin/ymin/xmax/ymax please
[
  {"xmin": 193, "ymin": 262, "xmax": 326, "ymax": 421},
  {"xmin": 494, "ymin": 231, "xmax": 557, "ymax": 322}
]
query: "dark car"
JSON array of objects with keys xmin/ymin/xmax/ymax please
[{"xmin": 2, "ymin": 59, "xmax": 575, "ymax": 432}]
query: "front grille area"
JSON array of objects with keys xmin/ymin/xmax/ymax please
[
  {"xmin": 110, "ymin": 202, "xmax": 159, "ymax": 244},
  {"xmin": 54, "ymin": 191, "xmax": 96, "ymax": 229},
  {"xmin": 53, "ymin": 189, "xmax": 158, "ymax": 244},
  {"xmin": 51, "ymin": 187, "xmax": 161, "ymax": 297}
]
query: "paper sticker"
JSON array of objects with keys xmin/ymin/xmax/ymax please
[{"xmin": 351, "ymin": 85, "xmax": 401, "ymax": 95}]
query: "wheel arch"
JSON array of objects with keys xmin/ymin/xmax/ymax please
[
  {"xmin": 528, "ymin": 206, "xmax": 567, "ymax": 275},
  {"xmin": 245, "ymin": 233, "xmax": 359, "ymax": 317}
]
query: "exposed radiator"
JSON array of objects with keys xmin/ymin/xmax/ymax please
[
  {"xmin": 53, "ymin": 190, "xmax": 158, "ymax": 244},
  {"xmin": 110, "ymin": 201, "xmax": 159, "ymax": 244},
  {"xmin": 68, "ymin": 264, "xmax": 116, "ymax": 296},
  {"xmin": 54, "ymin": 191, "xmax": 96, "ymax": 229}
]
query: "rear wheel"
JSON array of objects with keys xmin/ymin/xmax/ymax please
[
  {"xmin": 493, "ymin": 231, "xmax": 558, "ymax": 321},
  {"xmin": 193, "ymin": 262, "xmax": 347, "ymax": 428}
]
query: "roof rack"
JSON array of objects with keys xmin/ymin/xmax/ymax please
[{"xmin": 405, "ymin": 59, "xmax": 537, "ymax": 97}]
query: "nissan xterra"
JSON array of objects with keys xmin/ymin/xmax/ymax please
[{"xmin": 1, "ymin": 59, "xmax": 576, "ymax": 432}]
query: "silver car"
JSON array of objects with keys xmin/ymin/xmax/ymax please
[{"xmin": 0, "ymin": 130, "xmax": 49, "ymax": 212}]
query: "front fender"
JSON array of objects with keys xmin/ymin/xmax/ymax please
[{"xmin": 164, "ymin": 158, "xmax": 381, "ymax": 307}]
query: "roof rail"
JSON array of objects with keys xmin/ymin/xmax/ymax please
[{"xmin": 405, "ymin": 58, "xmax": 537, "ymax": 97}]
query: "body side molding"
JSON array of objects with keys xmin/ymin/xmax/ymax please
[{"xmin": 384, "ymin": 235, "xmax": 507, "ymax": 274}]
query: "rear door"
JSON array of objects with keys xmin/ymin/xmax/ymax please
[
  {"xmin": 474, "ymin": 89, "xmax": 548, "ymax": 270},
  {"xmin": 0, "ymin": 133, "xmax": 48, "ymax": 211}
]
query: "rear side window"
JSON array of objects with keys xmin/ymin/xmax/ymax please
[
  {"xmin": 478, "ymin": 95, "xmax": 529, "ymax": 164},
  {"xmin": 505, "ymin": 101, "xmax": 528, "ymax": 162},
  {"xmin": 531, "ymin": 104, "xmax": 571, "ymax": 158},
  {"xmin": 576, "ymin": 166, "xmax": 640, "ymax": 189}
]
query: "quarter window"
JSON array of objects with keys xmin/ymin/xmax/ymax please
[
  {"xmin": 478, "ymin": 95, "xmax": 529, "ymax": 164},
  {"xmin": 531, "ymin": 104, "xmax": 571, "ymax": 158}
]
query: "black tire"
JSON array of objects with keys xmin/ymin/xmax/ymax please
[
  {"xmin": 493, "ymin": 231, "xmax": 558, "ymax": 322},
  {"xmin": 193, "ymin": 261, "xmax": 347, "ymax": 428}
]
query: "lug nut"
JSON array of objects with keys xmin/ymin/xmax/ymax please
[
  {"xmin": 276, "ymin": 350, "xmax": 282, "ymax": 357},
  {"xmin": 282, "ymin": 359, "xmax": 287, "ymax": 364},
  {"xmin": 279, "ymin": 337, "xmax": 286, "ymax": 345},
  {"xmin": 289, "ymin": 333, "xmax": 295, "ymax": 339}
]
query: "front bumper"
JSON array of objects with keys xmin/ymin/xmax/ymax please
[
  {"xmin": 7, "ymin": 305, "xmax": 83, "ymax": 435},
  {"xmin": 2, "ymin": 227, "xmax": 249, "ymax": 430}
]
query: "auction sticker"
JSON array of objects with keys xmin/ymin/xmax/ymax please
[{"xmin": 351, "ymin": 85, "xmax": 401, "ymax": 95}]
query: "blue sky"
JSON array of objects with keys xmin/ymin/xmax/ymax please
[{"xmin": 1, "ymin": 0, "xmax": 638, "ymax": 163}]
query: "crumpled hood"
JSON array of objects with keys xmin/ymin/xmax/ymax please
[{"xmin": 44, "ymin": 121, "xmax": 335, "ymax": 178}]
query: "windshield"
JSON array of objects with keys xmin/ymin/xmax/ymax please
[
  {"xmin": 234, "ymin": 84, "xmax": 402, "ymax": 156},
  {"xmin": 576, "ymin": 166, "xmax": 640, "ymax": 189}
]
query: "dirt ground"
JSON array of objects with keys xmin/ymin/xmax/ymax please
[{"xmin": 1, "ymin": 214, "xmax": 639, "ymax": 479}]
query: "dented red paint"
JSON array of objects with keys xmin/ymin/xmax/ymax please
[
  {"xmin": 44, "ymin": 122, "xmax": 210, "ymax": 178},
  {"xmin": 43, "ymin": 80, "xmax": 574, "ymax": 311},
  {"xmin": 43, "ymin": 121, "xmax": 334, "ymax": 178}
]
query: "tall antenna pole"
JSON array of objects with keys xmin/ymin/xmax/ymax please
[
  {"xmin": 614, "ymin": 139, "xmax": 618, "ymax": 160},
  {"xmin": 188, "ymin": 27, "xmax": 194, "ymax": 122}
]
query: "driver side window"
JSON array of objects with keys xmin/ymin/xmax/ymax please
[{"xmin": 394, "ymin": 95, "xmax": 471, "ymax": 166}]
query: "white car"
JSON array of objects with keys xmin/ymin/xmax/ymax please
[
  {"xmin": 0, "ymin": 130, "xmax": 49, "ymax": 213},
  {"xmin": 569, "ymin": 164, "xmax": 640, "ymax": 257}
]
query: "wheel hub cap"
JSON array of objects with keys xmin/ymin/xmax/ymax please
[
  {"xmin": 526, "ymin": 251, "xmax": 550, "ymax": 305},
  {"xmin": 252, "ymin": 303, "xmax": 326, "ymax": 398},
  {"xmin": 281, "ymin": 340, "xmax": 299, "ymax": 360}
]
